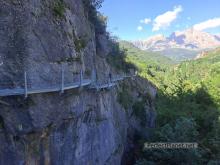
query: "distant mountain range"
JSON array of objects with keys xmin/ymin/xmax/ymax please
[
  {"xmin": 119, "ymin": 41, "xmax": 173, "ymax": 66},
  {"xmin": 119, "ymin": 41, "xmax": 174, "ymax": 83},
  {"xmin": 133, "ymin": 28, "xmax": 220, "ymax": 51},
  {"xmin": 132, "ymin": 29, "xmax": 220, "ymax": 61},
  {"xmin": 215, "ymin": 34, "xmax": 220, "ymax": 41}
]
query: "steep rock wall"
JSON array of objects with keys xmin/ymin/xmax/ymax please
[{"xmin": 0, "ymin": 0, "xmax": 156, "ymax": 164}]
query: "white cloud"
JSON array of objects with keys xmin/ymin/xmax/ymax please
[
  {"xmin": 137, "ymin": 26, "xmax": 143, "ymax": 31},
  {"xmin": 140, "ymin": 18, "xmax": 151, "ymax": 24},
  {"xmin": 152, "ymin": 5, "xmax": 183, "ymax": 31},
  {"xmin": 193, "ymin": 18, "xmax": 220, "ymax": 31}
]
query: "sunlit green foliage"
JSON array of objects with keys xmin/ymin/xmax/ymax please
[
  {"xmin": 128, "ymin": 47, "xmax": 220, "ymax": 163},
  {"xmin": 119, "ymin": 41, "xmax": 174, "ymax": 86},
  {"xmin": 158, "ymin": 48, "xmax": 199, "ymax": 62},
  {"xmin": 107, "ymin": 40, "xmax": 137, "ymax": 73}
]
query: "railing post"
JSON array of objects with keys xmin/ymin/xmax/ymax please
[
  {"xmin": 108, "ymin": 75, "xmax": 110, "ymax": 88},
  {"xmin": 79, "ymin": 69, "xmax": 83, "ymax": 87},
  {"xmin": 61, "ymin": 64, "xmax": 64, "ymax": 93},
  {"xmin": 91, "ymin": 69, "xmax": 96, "ymax": 86},
  {"xmin": 24, "ymin": 71, "xmax": 28, "ymax": 98},
  {"xmin": 96, "ymin": 83, "xmax": 99, "ymax": 91}
]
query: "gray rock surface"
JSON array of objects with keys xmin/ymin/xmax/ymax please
[{"xmin": 0, "ymin": 0, "xmax": 156, "ymax": 164}]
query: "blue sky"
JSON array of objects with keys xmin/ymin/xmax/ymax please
[{"xmin": 99, "ymin": 0, "xmax": 220, "ymax": 41}]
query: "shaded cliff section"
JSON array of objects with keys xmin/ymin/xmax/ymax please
[{"xmin": 0, "ymin": 0, "xmax": 156, "ymax": 164}]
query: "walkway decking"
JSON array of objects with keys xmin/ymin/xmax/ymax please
[
  {"xmin": 0, "ymin": 79, "xmax": 92, "ymax": 97},
  {"xmin": 0, "ymin": 66, "xmax": 134, "ymax": 97},
  {"xmin": 89, "ymin": 75, "xmax": 131, "ymax": 90}
]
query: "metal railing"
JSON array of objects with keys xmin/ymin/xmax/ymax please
[{"xmin": 0, "ymin": 64, "xmax": 135, "ymax": 97}]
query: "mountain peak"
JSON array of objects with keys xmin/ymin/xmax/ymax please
[
  {"xmin": 133, "ymin": 29, "xmax": 220, "ymax": 51},
  {"xmin": 215, "ymin": 34, "xmax": 220, "ymax": 41}
]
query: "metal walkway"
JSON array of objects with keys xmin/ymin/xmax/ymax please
[
  {"xmin": 0, "ymin": 79, "xmax": 92, "ymax": 97},
  {"xmin": 0, "ymin": 65, "xmax": 134, "ymax": 97}
]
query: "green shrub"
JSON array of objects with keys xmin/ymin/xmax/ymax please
[
  {"xmin": 74, "ymin": 38, "xmax": 87, "ymax": 52},
  {"xmin": 107, "ymin": 39, "xmax": 137, "ymax": 73},
  {"xmin": 53, "ymin": 0, "xmax": 66, "ymax": 18},
  {"xmin": 141, "ymin": 117, "xmax": 202, "ymax": 164},
  {"xmin": 117, "ymin": 85, "xmax": 133, "ymax": 110},
  {"xmin": 132, "ymin": 101, "xmax": 147, "ymax": 126}
]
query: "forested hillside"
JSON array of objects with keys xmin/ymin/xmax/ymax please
[
  {"xmin": 127, "ymin": 47, "xmax": 220, "ymax": 164},
  {"xmin": 158, "ymin": 48, "xmax": 199, "ymax": 62},
  {"xmin": 119, "ymin": 41, "xmax": 174, "ymax": 86},
  {"xmin": 162, "ymin": 47, "xmax": 220, "ymax": 105}
]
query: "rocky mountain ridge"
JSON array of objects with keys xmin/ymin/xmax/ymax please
[
  {"xmin": 133, "ymin": 28, "xmax": 220, "ymax": 51},
  {"xmin": 215, "ymin": 34, "xmax": 220, "ymax": 41}
]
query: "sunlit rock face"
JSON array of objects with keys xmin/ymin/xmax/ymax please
[{"xmin": 0, "ymin": 0, "xmax": 156, "ymax": 164}]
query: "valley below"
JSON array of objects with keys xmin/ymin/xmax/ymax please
[{"xmin": 122, "ymin": 40, "xmax": 220, "ymax": 164}]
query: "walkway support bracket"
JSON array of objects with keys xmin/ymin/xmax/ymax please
[
  {"xmin": 61, "ymin": 64, "xmax": 64, "ymax": 93},
  {"xmin": 79, "ymin": 69, "xmax": 83, "ymax": 87},
  {"xmin": 24, "ymin": 72, "xmax": 28, "ymax": 98}
]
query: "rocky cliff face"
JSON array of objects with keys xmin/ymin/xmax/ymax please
[{"xmin": 0, "ymin": 0, "xmax": 156, "ymax": 164}]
